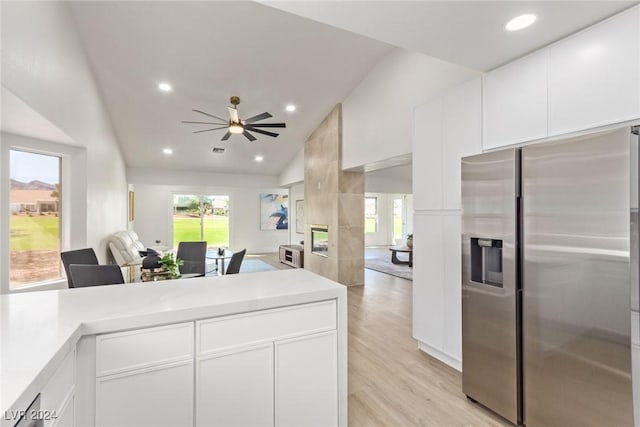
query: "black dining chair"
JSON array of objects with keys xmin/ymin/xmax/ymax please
[
  {"xmin": 177, "ymin": 241, "xmax": 207, "ymax": 276},
  {"xmin": 225, "ymin": 249, "xmax": 246, "ymax": 275},
  {"xmin": 61, "ymin": 248, "xmax": 99, "ymax": 288},
  {"xmin": 68, "ymin": 264, "xmax": 124, "ymax": 288}
]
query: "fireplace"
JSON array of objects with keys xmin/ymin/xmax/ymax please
[{"xmin": 311, "ymin": 225, "xmax": 329, "ymax": 257}]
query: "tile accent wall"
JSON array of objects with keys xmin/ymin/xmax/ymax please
[{"xmin": 304, "ymin": 104, "xmax": 364, "ymax": 286}]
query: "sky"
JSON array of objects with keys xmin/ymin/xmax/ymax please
[{"xmin": 10, "ymin": 150, "xmax": 60, "ymax": 185}]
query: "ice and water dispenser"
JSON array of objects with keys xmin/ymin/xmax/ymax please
[{"xmin": 470, "ymin": 238, "xmax": 503, "ymax": 287}]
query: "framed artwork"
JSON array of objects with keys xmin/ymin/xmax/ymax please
[
  {"xmin": 296, "ymin": 200, "xmax": 304, "ymax": 234},
  {"xmin": 260, "ymin": 192, "xmax": 289, "ymax": 230},
  {"xmin": 128, "ymin": 190, "xmax": 135, "ymax": 222}
]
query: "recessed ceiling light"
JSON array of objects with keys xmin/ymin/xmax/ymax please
[
  {"xmin": 254, "ymin": 155, "xmax": 264, "ymax": 162},
  {"xmin": 505, "ymin": 14, "xmax": 537, "ymax": 31},
  {"xmin": 285, "ymin": 104, "xmax": 296, "ymax": 112},
  {"xmin": 158, "ymin": 82, "xmax": 172, "ymax": 92},
  {"xmin": 163, "ymin": 148, "xmax": 173, "ymax": 155}
]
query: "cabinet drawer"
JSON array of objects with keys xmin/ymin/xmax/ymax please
[
  {"xmin": 41, "ymin": 349, "xmax": 75, "ymax": 425},
  {"xmin": 197, "ymin": 300, "xmax": 336, "ymax": 354},
  {"xmin": 96, "ymin": 322, "xmax": 193, "ymax": 377}
]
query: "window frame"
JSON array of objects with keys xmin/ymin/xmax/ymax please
[
  {"xmin": 365, "ymin": 196, "xmax": 379, "ymax": 233},
  {"xmin": 1, "ymin": 133, "xmax": 86, "ymax": 294}
]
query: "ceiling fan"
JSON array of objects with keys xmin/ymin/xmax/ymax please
[{"xmin": 182, "ymin": 96, "xmax": 286, "ymax": 142}]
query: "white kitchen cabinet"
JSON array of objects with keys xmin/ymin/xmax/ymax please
[
  {"xmin": 196, "ymin": 343, "xmax": 274, "ymax": 427},
  {"xmin": 483, "ymin": 50, "xmax": 548, "ymax": 149},
  {"xmin": 413, "ymin": 98, "xmax": 444, "ymax": 210},
  {"xmin": 52, "ymin": 394, "xmax": 74, "ymax": 427},
  {"xmin": 275, "ymin": 331, "xmax": 338, "ymax": 427},
  {"xmin": 442, "ymin": 77, "xmax": 483, "ymax": 210},
  {"xmin": 412, "ymin": 213, "xmax": 444, "ymax": 351},
  {"xmin": 95, "ymin": 360, "xmax": 194, "ymax": 427},
  {"xmin": 42, "ymin": 349, "xmax": 75, "ymax": 427},
  {"xmin": 548, "ymin": 6, "xmax": 640, "ymax": 136},
  {"xmin": 442, "ymin": 214, "xmax": 462, "ymax": 361}
]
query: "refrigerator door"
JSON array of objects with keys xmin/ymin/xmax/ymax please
[
  {"xmin": 461, "ymin": 148, "xmax": 519, "ymax": 424},
  {"xmin": 523, "ymin": 128, "xmax": 633, "ymax": 426}
]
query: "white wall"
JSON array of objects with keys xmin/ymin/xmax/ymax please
[
  {"xmin": 365, "ymin": 175, "xmax": 412, "ymax": 194},
  {"xmin": 128, "ymin": 168, "xmax": 289, "ymax": 254},
  {"xmin": 1, "ymin": 1, "xmax": 128, "ymax": 291},
  {"xmin": 279, "ymin": 147, "xmax": 304, "ymax": 187},
  {"xmin": 342, "ymin": 49, "xmax": 479, "ymax": 170},
  {"xmin": 289, "ymin": 183, "xmax": 304, "ymax": 246}
]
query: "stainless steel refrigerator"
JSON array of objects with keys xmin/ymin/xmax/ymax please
[{"xmin": 461, "ymin": 127, "xmax": 637, "ymax": 426}]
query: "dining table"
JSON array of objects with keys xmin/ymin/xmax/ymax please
[
  {"xmin": 206, "ymin": 249, "xmax": 234, "ymax": 275},
  {"xmin": 121, "ymin": 265, "xmax": 202, "ymax": 283}
]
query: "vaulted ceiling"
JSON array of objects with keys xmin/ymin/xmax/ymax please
[{"xmin": 65, "ymin": 1, "xmax": 635, "ymax": 176}]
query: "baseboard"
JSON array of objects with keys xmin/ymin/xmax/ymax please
[{"xmin": 416, "ymin": 340, "xmax": 462, "ymax": 372}]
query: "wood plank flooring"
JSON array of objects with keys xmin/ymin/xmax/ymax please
[
  {"xmin": 348, "ymin": 269, "xmax": 510, "ymax": 426},
  {"xmin": 254, "ymin": 253, "xmax": 510, "ymax": 426}
]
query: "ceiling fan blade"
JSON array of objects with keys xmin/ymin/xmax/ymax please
[
  {"xmin": 247, "ymin": 128, "xmax": 279, "ymax": 138},
  {"xmin": 193, "ymin": 126, "xmax": 229, "ymax": 134},
  {"xmin": 193, "ymin": 109, "xmax": 228, "ymax": 122},
  {"xmin": 221, "ymin": 132, "xmax": 232, "ymax": 141},
  {"xmin": 243, "ymin": 130, "xmax": 257, "ymax": 142},
  {"xmin": 246, "ymin": 123, "xmax": 286, "ymax": 128},
  {"xmin": 228, "ymin": 107, "xmax": 240, "ymax": 123},
  {"xmin": 244, "ymin": 112, "xmax": 272, "ymax": 124},
  {"xmin": 182, "ymin": 120, "xmax": 227, "ymax": 126}
]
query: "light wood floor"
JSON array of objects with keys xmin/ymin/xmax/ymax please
[
  {"xmin": 348, "ymin": 269, "xmax": 510, "ymax": 426},
  {"xmin": 254, "ymin": 254, "xmax": 510, "ymax": 426}
]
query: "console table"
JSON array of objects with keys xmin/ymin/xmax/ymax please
[{"xmin": 279, "ymin": 244, "xmax": 304, "ymax": 268}]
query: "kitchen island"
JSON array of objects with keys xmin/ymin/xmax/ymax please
[{"xmin": 1, "ymin": 269, "xmax": 347, "ymax": 427}]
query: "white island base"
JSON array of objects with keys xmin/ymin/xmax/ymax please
[{"xmin": 1, "ymin": 269, "xmax": 347, "ymax": 427}]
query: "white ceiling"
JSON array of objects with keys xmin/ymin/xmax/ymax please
[
  {"xmin": 366, "ymin": 163, "xmax": 412, "ymax": 181},
  {"xmin": 261, "ymin": 1, "xmax": 636, "ymax": 71},
  {"xmin": 68, "ymin": 1, "xmax": 392, "ymax": 176}
]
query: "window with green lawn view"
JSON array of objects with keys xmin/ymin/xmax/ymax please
[
  {"xmin": 10, "ymin": 149, "xmax": 61, "ymax": 289},
  {"xmin": 365, "ymin": 197, "xmax": 378, "ymax": 233},
  {"xmin": 172, "ymin": 194, "xmax": 229, "ymax": 249}
]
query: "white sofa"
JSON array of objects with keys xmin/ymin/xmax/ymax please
[{"xmin": 109, "ymin": 230, "xmax": 145, "ymax": 266}]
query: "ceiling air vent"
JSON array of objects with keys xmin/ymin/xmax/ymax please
[{"xmin": 212, "ymin": 147, "xmax": 225, "ymax": 154}]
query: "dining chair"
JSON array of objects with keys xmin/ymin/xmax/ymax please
[
  {"xmin": 61, "ymin": 248, "xmax": 99, "ymax": 288},
  {"xmin": 225, "ymin": 249, "xmax": 246, "ymax": 275},
  {"xmin": 177, "ymin": 241, "xmax": 207, "ymax": 276},
  {"xmin": 69, "ymin": 264, "xmax": 124, "ymax": 288}
]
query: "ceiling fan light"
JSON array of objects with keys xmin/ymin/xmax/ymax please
[{"xmin": 229, "ymin": 123, "xmax": 244, "ymax": 134}]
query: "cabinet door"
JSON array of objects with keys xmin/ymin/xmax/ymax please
[
  {"xmin": 548, "ymin": 7, "xmax": 640, "ymax": 135},
  {"xmin": 413, "ymin": 97, "xmax": 444, "ymax": 210},
  {"xmin": 275, "ymin": 331, "xmax": 338, "ymax": 427},
  {"xmin": 442, "ymin": 77, "xmax": 482, "ymax": 210},
  {"xmin": 483, "ymin": 50, "xmax": 548, "ymax": 149},
  {"xmin": 196, "ymin": 343, "xmax": 274, "ymax": 427},
  {"xmin": 96, "ymin": 361, "xmax": 193, "ymax": 427},
  {"xmin": 52, "ymin": 395, "xmax": 74, "ymax": 427}
]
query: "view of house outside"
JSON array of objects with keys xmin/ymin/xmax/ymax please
[{"xmin": 9, "ymin": 150, "xmax": 61, "ymax": 288}]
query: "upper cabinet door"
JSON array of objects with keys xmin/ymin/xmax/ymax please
[
  {"xmin": 413, "ymin": 97, "xmax": 444, "ymax": 210},
  {"xmin": 483, "ymin": 50, "xmax": 548, "ymax": 150},
  {"xmin": 548, "ymin": 7, "xmax": 640, "ymax": 136},
  {"xmin": 443, "ymin": 77, "xmax": 483, "ymax": 210}
]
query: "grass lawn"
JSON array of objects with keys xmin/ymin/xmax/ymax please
[
  {"xmin": 173, "ymin": 215, "xmax": 229, "ymax": 248},
  {"xmin": 10, "ymin": 215, "xmax": 60, "ymax": 251}
]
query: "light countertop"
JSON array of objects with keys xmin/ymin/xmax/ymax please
[{"xmin": 1, "ymin": 269, "xmax": 346, "ymax": 416}]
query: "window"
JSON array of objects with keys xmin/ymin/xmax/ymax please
[
  {"xmin": 172, "ymin": 194, "xmax": 229, "ymax": 249},
  {"xmin": 393, "ymin": 197, "xmax": 404, "ymax": 241},
  {"xmin": 365, "ymin": 197, "xmax": 378, "ymax": 233},
  {"xmin": 10, "ymin": 150, "xmax": 62, "ymax": 288}
]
